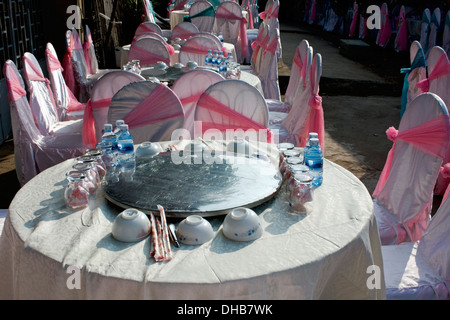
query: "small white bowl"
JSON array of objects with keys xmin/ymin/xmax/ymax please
[
  {"xmin": 176, "ymin": 215, "xmax": 214, "ymax": 245},
  {"xmin": 227, "ymin": 138, "xmax": 251, "ymax": 156},
  {"xmin": 112, "ymin": 209, "xmax": 151, "ymax": 242},
  {"xmin": 173, "ymin": 62, "xmax": 183, "ymax": 68},
  {"xmin": 186, "ymin": 61, "xmax": 198, "ymax": 70},
  {"xmin": 155, "ymin": 61, "xmax": 168, "ymax": 70},
  {"xmin": 136, "ymin": 142, "xmax": 162, "ymax": 159},
  {"xmin": 223, "ymin": 207, "xmax": 262, "ymax": 242}
]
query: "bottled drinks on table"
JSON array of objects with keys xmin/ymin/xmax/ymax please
[
  {"xmin": 217, "ymin": 51, "xmax": 223, "ymax": 66},
  {"xmin": 64, "ymin": 171, "xmax": 90, "ymax": 209},
  {"xmin": 117, "ymin": 124, "xmax": 136, "ymax": 171},
  {"xmin": 102, "ymin": 124, "xmax": 118, "ymax": 151},
  {"xmin": 219, "ymin": 58, "xmax": 228, "ymax": 77},
  {"xmin": 289, "ymin": 173, "xmax": 314, "ymax": 214},
  {"xmin": 304, "ymin": 138, "xmax": 323, "ymax": 187},
  {"xmin": 218, "ymin": 32, "xmax": 224, "ymax": 42},
  {"xmin": 114, "ymin": 120, "xmax": 125, "ymax": 135},
  {"xmin": 305, "ymin": 132, "xmax": 318, "ymax": 149},
  {"xmin": 205, "ymin": 50, "xmax": 212, "ymax": 66},
  {"xmin": 211, "ymin": 50, "xmax": 218, "ymax": 67}
]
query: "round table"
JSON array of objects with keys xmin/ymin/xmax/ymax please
[{"xmin": 0, "ymin": 140, "xmax": 385, "ymax": 299}]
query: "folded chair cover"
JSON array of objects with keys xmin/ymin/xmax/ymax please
[
  {"xmin": 172, "ymin": 69, "xmax": 225, "ymax": 137},
  {"xmin": 258, "ymin": 27, "xmax": 281, "ymax": 100},
  {"xmin": 400, "ymin": 41, "xmax": 427, "ymax": 118},
  {"xmin": 186, "ymin": 1, "xmax": 215, "ymax": 33},
  {"xmin": 128, "ymin": 37, "xmax": 171, "ymax": 67},
  {"xmin": 215, "ymin": 1, "xmax": 249, "ymax": 63},
  {"xmin": 348, "ymin": 2, "xmax": 358, "ymax": 37},
  {"xmin": 376, "ymin": 3, "xmax": 392, "ymax": 48},
  {"xmin": 420, "ymin": 46, "xmax": 450, "ymax": 195},
  {"xmin": 420, "ymin": 9, "xmax": 431, "ymax": 57},
  {"xmin": 382, "ymin": 183, "xmax": 450, "ymax": 300},
  {"xmin": 4, "ymin": 60, "xmax": 85, "ymax": 186},
  {"xmin": 195, "ymin": 79, "xmax": 271, "ymax": 142},
  {"xmin": 23, "ymin": 52, "xmax": 83, "ymax": 138},
  {"xmin": 69, "ymin": 28, "xmax": 91, "ymax": 102},
  {"xmin": 62, "ymin": 30, "xmax": 77, "ymax": 97},
  {"xmin": 269, "ymin": 39, "xmax": 310, "ymax": 114},
  {"xmin": 82, "ymin": 71, "xmax": 145, "ymax": 148},
  {"xmin": 108, "ymin": 81, "xmax": 185, "ymax": 144},
  {"xmin": 394, "ymin": 5, "xmax": 408, "ymax": 52},
  {"xmin": 178, "ymin": 35, "xmax": 221, "ymax": 65},
  {"xmin": 135, "ymin": 22, "xmax": 164, "ymax": 37},
  {"xmin": 171, "ymin": 22, "xmax": 200, "ymax": 41},
  {"xmin": 46, "ymin": 42, "xmax": 85, "ymax": 121},
  {"xmin": 444, "ymin": 11, "xmax": 450, "ymax": 56},
  {"xmin": 373, "ymin": 92, "xmax": 450, "ymax": 245},
  {"xmin": 427, "ymin": 8, "xmax": 441, "ymax": 58}
]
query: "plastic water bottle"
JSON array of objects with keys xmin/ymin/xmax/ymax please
[
  {"xmin": 101, "ymin": 124, "xmax": 117, "ymax": 151},
  {"xmin": 117, "ymin": 124, "xmax": 135, "ymax": 170},
  {"xmin": 114, "ymin": 120, "xmax": 125, "ymax": 135},
  {"xmin": 219, "ymin": 58, "xmax": 228, "ymax": 77},
  {"xmin": 218, "ymin": 32, "xmax": 224, "ymax": 43},
  {"xmin": 305, "ymin": 132, "xmax": 318, "ymax": 149},
  {"xmin": 205, "ymin": 49, "xmax": 212, "ymax": 66},
  {"xmin": 217, "ymin": 51, "xmax": 223, "ymax": 66},
  {"xmin": 211, "ymin": 50, "xmax": 218, "ymax": 67},
  {"xmin": 304, "ymin": 138, "xmax": 323, "ymax": 187}
]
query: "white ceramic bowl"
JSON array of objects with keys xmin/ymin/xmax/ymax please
[
  {"xmin": 222, "ymin": 207, "xmax": 262, "ymax": 242},
  {"xmin": 176, "ymin": 215, "xmax": 214, "ymax": 245},
  {"xmin": 155, "ymin": 61, "xmax": 168, "ymax": 70},
  {"xmin": 136, "ymin": 142, "xmax": 162, "ymax": 159},
  {"xmin": 227, "ymin": 138, "xmax": 251, "ymax": 156},
  {"xmin": 186, "ymin": 61, "xmax": 198, "ymax": 70},
  {"xmin": 112, "ymin": 208, "xmax": 151, "ymax": 242}
]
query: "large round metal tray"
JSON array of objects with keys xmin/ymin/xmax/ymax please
[{"xmin": 104, "ymin": 152, "xmax": 282, "ymax": 218}]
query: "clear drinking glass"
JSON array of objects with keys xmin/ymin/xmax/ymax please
[
  {"xmin": 64, "ymin": 171, "xmax": 90, "ymax": 209},
  {"xmin": 289, "ymin": 173, "xmax": 314, "ymax": 214}
]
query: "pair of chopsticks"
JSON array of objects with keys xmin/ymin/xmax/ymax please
[{"xmin": 149, "ymin": 205, "xmax": 174, "ymax": 262}]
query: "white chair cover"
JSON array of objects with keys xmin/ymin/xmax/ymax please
[
  {"xmin": 419, "ymin": 9, "xmax": 431, "ymax": 57},
  {"xmin": 135, "ymin": 22, "xmax": 164, "ymax": 37},
  {"xmin": 132, "ymin": 32, "xmax": 167, "ymax": 44},
  {"xmin": 198, "ymin": 32, "xmax": 222, "ymax": 49},
  {"xmin": 83, "ymin": 70, "xmax": 145, "ymax": 145},
  {"xmin": 258, "ymin": 27, "xmax": 281, "ymax": 100},
  {"xmin": 128, "ymin": 37, "xmax": 171, "ymax": 67},
  {"xmin": 427, "ymin": 8, "xmax": 441, "ymax": 58},
  {"xmin": 382, "ymin": 187, "xmax": 450, "ymax": 300},
  {"xmin": 83, "ymin": 25, "xmax": 99, "ymax": 74},
  {"xmin": 373, "ymin": 93, "xmax": 450, "ymax": 245},
  {"xmin": 444, "ymin": 11, "xmax": 450, "ymax": 56},
  {"xmin": 189, "ymin": 1, "xmax": 216, "ymax": 33},
  {"xmin": 172, "ymin": 69, "xmax": 225, "ymax": 137},
  {"xmin": 108, "ymin": 81, "xmax": 185, "ymax": 144},
  {"xmin": 4, "ymin": 60, "xmax": 85, "ymax": 186},
  {"xmin": 400, "ymin": 41, "xmax": 427, "ymax": 118},
  {"xmin": 171, "ymin": 22, "xmax": 200, "ymax": 41},
  {"xmin": 178, "ymin": 35, "xmax": 221, "ymax": 65},
  {"xmin": 22, "ymin": 52, "xmax": 83, "ymax": 137},
  {"xmin": 194, "ymin": 79, "xmax": 270, "ymax": 141},
  {"xmin": 45, "ymin": 42, "xmax": 85, "ymax": 121},
  {"xmin": 249, "ymin": 22, "xmax": 269, "ymax": 74}
]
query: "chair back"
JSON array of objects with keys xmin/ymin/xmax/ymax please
[
  {"xmin": 83, "ymin": 25, "xmax": 99, "ymax": 74},
  {"xmin": 135, "ymin": 22, "xmax": 163, "ymax": 37},
  {"xmin": 258, "ymin": 27, "xmax": 281, "ymax": 100},
  {"xmin": 376, "ymin": 2, "xmax": 392, "ymax": 47},
  {"xmin": 179, "ymin": 35, "xmax": 221, "ymax": 65},
  {"xmin": 420, "ymin": 8, "xmax": 431, "ymax": 56},
  {"xmin": 22, "ymin": 52, "xmax": 59, "ymax": 136},
  {"xmin": 427, "ymin": 8, "xmax": 441, "ymax": 58},
  {"xmin": 128, "ymin": 37, "xmax": 170, "ymax": 66},
  {"xmin": 284, "ymin": 39, "xmax": 310, "ymax": 106},
  {"xmin": 172, "ymin": 69, "xmax": 225, "ymax": 136},
  {"xmin": 189, "ymin": 1, "xmax": 216, "ymax": 33},
  {"xmin": 132, "ymin": 32, "xmax": 167, "ymax": 44},
  {"xmin": 394, "ymin": 5, "xmax": 408, "ymax": 52},
  {"xmin": 171, "ymin": 22, "xmax": 200, "ymax": 41},
  {"xmin": 108, "ymin": 80, "xmax": 185, "ymax": 144}
]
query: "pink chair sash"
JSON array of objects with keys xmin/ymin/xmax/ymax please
[
  {"xmin": 174, "ymin": 30, "xmax": 197, "ymax": 40},
  {"xmin": 197, "ymin": 93, "xmax": 273, "ymax": 143},
  {"xmin": 377, "ymin": 7, "xmax": 392, "ymax": 46},
  {"xmin": 440, "ymin": 163, "xmax": 450, "ymax": 201},
  {"xmin": 45, "ymin": 49, "xmax": 64, "ymax": 72},
  {"xmin": 264, "ymin": 34, "xmax": 279, "ymax": 56},
  {"xmin": 310, "ymin": 0, "xmax": 317, "ymax": 23},
  {"xmin": 242, "ymin": 2, "xmax": 254, "ymax": 29},
  {"xmin": 416, "ymin": 54, "xmax": 450, "ymax": 92},
  {"xmin": 258, "ymin": 3, "xmax": 272, "ymax": 20},
  {"xmin": 216, "ymin": 7, "xmax": 249, "ymax": 60},
  {"xmin": 180, "ymin": 92, "xmax": 203, "ymax": 105},
  {"xmin": 173, "ymin": 0, "xmax": 186, "ymax": 11},
  {"xmin": 82, "ymin": 98, "xmax": 111, "ymax": 148},
  {"xmin": 62, "ymin": 47, "xmax": 76, "ymax": 96},
  {"xmin": 373, "ymin": 114, "xmax": 450, "ymax": 198},
  {"xmin": 83, "ymin": 39, "xmax": 93, "ymax": 74},
  {"xmin": 251, "ymin": 31, "xmax": 269, "ymax": 63},
  {"xmin": 396, "ymin": 10, "xmax": 408, "ymax": 52},
  {"xmin": 129, "ymin": 45, "xmax": 170, "ymax": 65},
  {"xmin": 181, "ymin": 42, "xmax": 210, "ymax": 55},
  {"xmin": 6, "ymin": 78, "xmax": 27, "ymax": 102},
  {"xmin": 349, "ymin": 4, "xmax": 358, "ymax": 37},
  {"xmin": 123, "ymin": 84, "xmax": 184, "ymax": 129}
]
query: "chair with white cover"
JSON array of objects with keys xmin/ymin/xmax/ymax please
[
  {"xmin": 348, "ymin": 1, "xmax": 358, "ymax": 38},
  {"xmin": 267, "ymin": 39, "xmax": 311, "ymax": 113},
  {"xmin": 4, "ymin": 60, "xmax": 85, "ymax": 186},
  {"xmin": 394, "ymin": 5, "xmax": 408, "ymax": 52},
  {"xmin": 215, "ymin": 1, "xmax": 249, "ymax": 64},
  {"xmin": 82, "ymin": 71, "xmax": 145, "ymax": 148},
  {"xmin": 417, "ymin": 46, "xmax": 450, "ymax": 196},
  {"xmin": 372, "ymin": 92, "xmax": 450, "ymax": 245},
  {"xmin": 382, "ymin": 181, "xmax": 450, "ymax": 300},
  {"xmin": 258, "ymin": 27, "xmax": 281, "ymax": 100},
  {"xmin": 194, "ymin": 79, "xmax": 271, "ymax": 142},
  {"xmin": 245, "ymin": 22, "xmax": 269, "ymax": 75},
  {"xmin": 188, "ymin": 1, "xmax": 216, "ymax": 33},
  {"xmin": 419, "ymin": 9, "xmax": 431, "ymax": 57},
  {"xmin": 22, "ymin": 52, "xmax": 83, "ymax": 137},
  {"xmin": 135, "ymin": 22, "xmax": 164, "ymax": 38},
  {"xmin": 108, "ymin": 81, "xmax": 185, "ymax": 144},
  {"xmin": 83, "ymin": 25, "xmax": 100, "ymax": 75},
  {"xmin": 400, "ymin": 41, "xmax": 427, "ymax": 118},
  {"xmin": 172, "ymin": 69, "xmax": 225, "ymax": 137},
  {"xmin": 376, "ymin": 3, "xmax": 392, "ymax": 48},
  {"xmin": 171, "ymin": 22, "xmax": 200, "ymax": 41},
  {"xmin": 128, "ymin": 37, "xmax": 171, "ymax": 67},
  {"xmin": 427, "ymin": 8, "xmax": 441, "ymax": 58},
  {"xmin": 178, "ymin": 35, "xmax": 221, "ymax": 65},
  {"xmin": 443, "ymin": 11, "xmax": 450, "ymax": 56},
  {"xmin": 45, "ymin": 42, "xmax": 85, "ymax": 121},
  {"xmin": 143, "ymin": 0, "xmax": 157, "ymax": 24},
  {"xmin": 132, "ymin": 32, "xmax": 168, "ymax": 45}
]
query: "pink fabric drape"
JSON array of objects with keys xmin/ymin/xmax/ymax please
[
  {"xmin": 377, "ymin": 7, "xmax": 392, "ymax": 47},
  {"xmin": 310, "ymin": 0, "xmax": 317, "ymax": 23},
  {"xmin": 180, "ymin": 92, "xmax": 203, "ymax": 105},
  {"xmin": 6, "ymin": 79, "xmax": 27, "ymax": 102},
  {"xmin": 251, "ymin": 30, "xmax": 269, "ymax": 64},
  {"xmin": 396, "ymin": 10, "xmax": 408, "ymax": 52},
  {"xmin": 197, "ymin": 93, "xmax": 273, "ymax": 143},
  {"xmin": 242, "ymin": 2, "xmax": 254, "ymax": 29},
  {"xmin": 123, "ymin": 84, "xmax": 184, "ymax": 129},
  {"xmin": 440, "ymin": 163, "xmax": 450, "ymax": 201},
  {"xmin": 216, "ymin": 7, "xmax": 249, "ymax": 60},
  {"xmin": 83, "ymin": 40, "xmax": 93, "ymax": 75},
  {"xmin": 173, "ymin": 0, "xmax": 186, "ymax": 11},
  {"xmin": 349, "ymin": 4, "xmax": 358, "ymax": 37},
  {"xmin": 129, "ymin": 45, "xmax": 170, "ymax": 65},
  {"xmin": 373, "ymin": 115, "xmax": 450, "ymax": 198},
  {"xmin": 180, "ymin": 43, "xmax": 210, "ymax": 55},
  {"xmin": 416, "ymin": 54, "xmax": 450, "ymax": 92},
  {"xmin": 62, "ymin": 47, "xmax": 76, "ymax": 96},
  {"xmin": 45, "ymin": 49, "xmax": 64, "ymax": 72},
  {"xmin": 258, "ymin": 3, "xmax": 273, "ymax": 20},
  {"xmin": 82, "ymin": 98, "xmax": 111, "ymax": 148}
]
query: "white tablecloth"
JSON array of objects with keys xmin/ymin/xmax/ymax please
[{"xmin": 0, "ymin": 140, "xmax": 385, "ymax": 299}]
